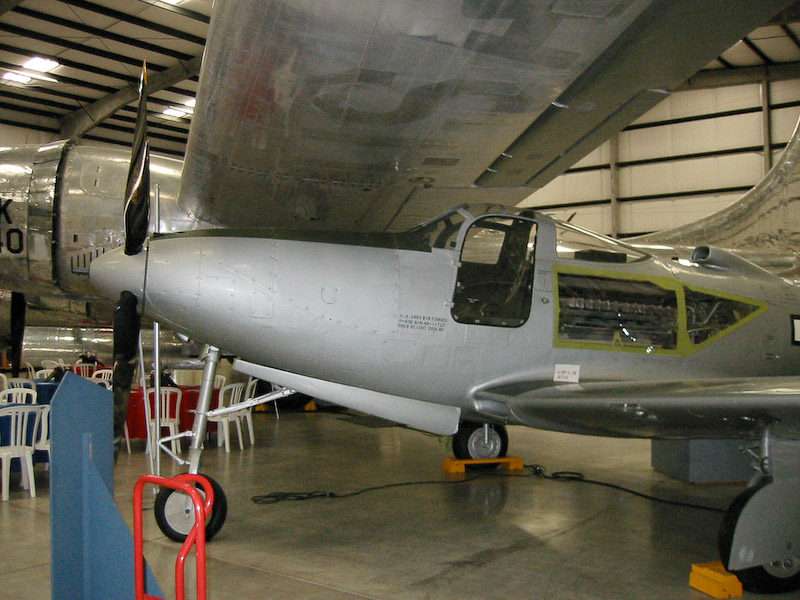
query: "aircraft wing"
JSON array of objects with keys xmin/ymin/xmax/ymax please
[
  {"xmin": 475, "ymin": 377, "xmax": 800, "ymax": 439},
  {"xmin": 177, "ymin": 0, "xmax": 791, "ymax": 233}
]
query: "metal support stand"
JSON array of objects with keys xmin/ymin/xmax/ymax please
[
  {"xmin": 153, "ymin": 320, "xmax": 161, "ymax": 476},
  {"xmin": 186, "ymin": 346, "xmax": 220, "ymax": 475},
  {"xmin": 134, "ymin": 474, "xmax": 213, "ymax": 600}
]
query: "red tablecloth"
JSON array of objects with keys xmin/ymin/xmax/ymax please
[{"xmin": 125, "ymin": 385, "xmax": 219, "ymax": 439}]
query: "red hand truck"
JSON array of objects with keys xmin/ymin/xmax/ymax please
[{"xmin": 133, "ymin": 474, "xmax": 214, "ymax": 600}]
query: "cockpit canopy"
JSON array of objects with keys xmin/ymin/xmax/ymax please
[{"xmin": 408, "ymin": 204, "xmax": 649, "ymax": 264}]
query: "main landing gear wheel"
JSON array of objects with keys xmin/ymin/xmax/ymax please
[
  {"xmin": 154, "ymin": 473, "xmax": 228, "ymax": 542},
  {"xmin": 719, "ymin": 483, "xmax": 800, "ymax": 594},
  {"xmin": 453, "ymin": 421, "xmax": 508, "ymax": 467}
]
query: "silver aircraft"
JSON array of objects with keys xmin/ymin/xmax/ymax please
[
  {"xmin": 3, "ymin": 0, "xmax": 800, "ymax": 594},
  {"xmin": 92, "ymin": 198, "xmax": 800, "ymax": 593}
]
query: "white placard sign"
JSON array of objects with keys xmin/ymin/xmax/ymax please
[{"xmin": 554, "ymin": 364, "xmax": 580, "ymax": 383}]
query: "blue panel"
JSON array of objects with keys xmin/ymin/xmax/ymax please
[
  {"xmin": 50, "ymin": 373, "xmax": 163, "ymax": 600},
  {"xmin": 83, "ymin": 440, "xmax": 162, "ymax": 599}
]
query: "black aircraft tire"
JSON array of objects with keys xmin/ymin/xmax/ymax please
[
  {"xmin": 453, "ymin": 422, "xmax": 508, "ymax": 468},
  {"xmin": 719, "ymin": 482, "xmax": 800, "ymax": 594},
  {"xmin": 154, "ymin": 473, "xmax": 228, "ymax": 543}
]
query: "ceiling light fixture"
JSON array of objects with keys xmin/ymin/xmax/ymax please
[
  {"xmin": 3, "ymin": 68, "xmax": 57, "ymax": 84},
  {"xmin": 23, "ymin": 57, "xmax": 59, "ymax": 72},
  {"xmin": 163, "ymin": 107, "xmax": 188, "ymax": 118},
  {"xmin": 3, "ymin": 72, "xmax": 31, "ymax": 84}
]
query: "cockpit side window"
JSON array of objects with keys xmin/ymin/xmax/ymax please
[{"xmin": 451, "ymin": 217, "xmax": 536, "ymax": 327}]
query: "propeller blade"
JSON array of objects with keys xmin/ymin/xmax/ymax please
[
  {"xmin": 124, "ymin": 65, "xmax": 150, "ymax": 256},
  {"xmin": 112, "ymin": 290, "xmax": 141, "ymax": 451},
  {"xmin": 113, "ymin": 64, "xmax": 150, "ymax": 456},
  {"xmin": 9, "ymin": 292, "xmax": 25, "ymax": 377}
]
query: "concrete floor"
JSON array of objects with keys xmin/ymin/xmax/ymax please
[{"xmin": 0, "ymin": 408, "xmax": 794, "ymax": 600}]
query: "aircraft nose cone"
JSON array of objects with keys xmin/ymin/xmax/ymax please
[{"xmin": 89, "ymin": 247, "xmax": 146, "ymax": 301}]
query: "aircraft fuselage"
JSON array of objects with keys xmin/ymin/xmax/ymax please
[{"xmin": 90, "ymin": 205, "xmax": 800, "ymax": 434}]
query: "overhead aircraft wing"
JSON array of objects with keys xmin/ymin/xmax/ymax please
[
  {"xmin": 178, "ymin": 0, "xmax": 792, "ymax": 233},
  {"xmin": 475, "ymin": 377, "xmax": 800, "ymax": 439}
]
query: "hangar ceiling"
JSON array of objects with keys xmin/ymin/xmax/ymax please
[
  {"xmin": 0, "ymin": 0, "xmax": 209, "ymax": 156},
  {"xmin": 0, "ymin": 0, "xmax": 799, "ymax": 158}
]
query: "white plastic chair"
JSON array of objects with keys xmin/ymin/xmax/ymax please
[
  {"xmin": 246, "ymin": 377, "xmax": 279, "ymax": 420},
  {"xmin": 146, "ymin": 387, "xmax": 183, "ymax": 454},
  {"xmin": 0, "ymin": 373, "xmax": 6, "ymax": 391},
  {"xmin": 34, "ymin": 405, "xmax": 50, "ymax": 466},
  {"xmin": 25, "ymin": 363, "xmax": 35, "ymax": 379},
  {"xmin": 7, "ymin": 377, "xmax": 34, "ymax": 389},
  {"xmin": 123, "ymin": 422, "xmax": 132, "ymax": 454},
  {"xmin": 214, "ymin": 374, "xmax": 226, "ymax": 388},
  {"xmin": 41, "ymin": 360, "xmax": 60, "ymax": 370},
  {"xmin": 93, "ymin": 368, "xmax": 113, "ymax": 380},
  {"xmin": 35, "ymin": 369, "xmax": 53, "ymax": 379},
  {"xmin": 208, "ymin": 383, "xmax": 245, "ymax": 453},
  {"xmin": 238, "ymin": 379, "xmax": 259, "ymax": 445},
  {"xmin": 74, "ymin": 363, "xmax": 93, "ymax": 377},
  {"xmin": 0, "ymin": 405, "xmax": 37, "ymax": 501},
  {"xmin": 91, "ymin": 378, "xmax": 112, "ymax": 390},
  {"xmin": 0, "ymin": 388, "xmax": 37, "ymax": 404}
]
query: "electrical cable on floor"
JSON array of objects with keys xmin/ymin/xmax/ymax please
[
  {"xmin": 252, "ymin": 471, "xmax": 497, "ymax": 504},
  {"xmin": 527, "ymin": 464, "xmax": 725, "ymax": 513},
  {"xmin": 251, "ymin": 463, "xmax": 726, "ymax": 513}
]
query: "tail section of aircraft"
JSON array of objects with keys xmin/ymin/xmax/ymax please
[{"xmin": 636, "ymin": 116, "xmax": 800, "ymax": 275}]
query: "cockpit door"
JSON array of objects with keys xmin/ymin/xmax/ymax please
[{"xmin": 451, "ymin": 216, "xmax": 537, "ymax": 327}]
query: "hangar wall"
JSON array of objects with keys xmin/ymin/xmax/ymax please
[
  {"xmin": 0, "ymin": 122, "xmax": 123, "ymax": 149},
  {"xmin": 522, "ymin": 79, "xmax": 800, "ymax": 238},
  {"xmin": 0, "ymin": 121, "xmax": 57, "ymax": 146}
]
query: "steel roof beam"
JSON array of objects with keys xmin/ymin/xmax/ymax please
[
  {"xmin": 679, "ymin": 61, "xmax": 800, "ymax": 90},
  {"xmin": 0, "ymin": 21, "xmax": 174, "ymax": 71},
  {"xmin": 0, "ymin": 41, "xmax": 197, "ymax": 97},
  {"xmin": 742, "ymin": 37, "xmax": 775, "ymax": 64},
  {"xmin": 60, "ymin": 56, "xmax": 201, "ymax": 140},
  {"xmin": 135, "ymin": 0, "xmax": 210, "ymax": 24},
  {"xmin": 58, "ymin": 0, "xmax": 205, "ymax": 45},
  {"xmin": 13, "ymin": 6, "xmax": 198, "ymax": 62},
  {"xmin": 0, "ymin": 1, "xmax": 22, "ymax": 16}
]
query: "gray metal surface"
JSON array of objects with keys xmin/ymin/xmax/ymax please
[
  {"xmin": 90, "ymin": 205, "xmax": 800, "ymax": 440},
  {"xmin": 0, "ymin": 142, "xmax": 68, "ymax": 293},
  {"xmin": 178, "ymin": 0, "xmax": 792, "ymax": 233}
]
